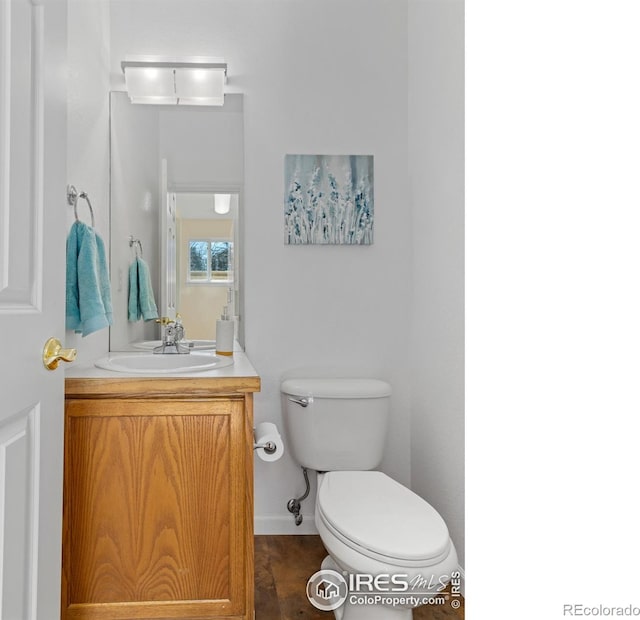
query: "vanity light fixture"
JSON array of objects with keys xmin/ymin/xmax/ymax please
[
  {"xmin": 214, "ymin": 194, "xmax": 231, "ymax": 214},
  {"xmin": 121, "ymin": 57, "xmax": 227, "ymax": 106}
]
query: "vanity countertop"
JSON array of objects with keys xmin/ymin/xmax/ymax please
[{"xmin": 65, "ymin": 350, "xmax": 260, "ymax": 397}]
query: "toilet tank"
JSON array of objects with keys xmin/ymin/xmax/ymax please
[{"xmin": 280, "ymin": 378, "xmax": 392, "ymax": 471}]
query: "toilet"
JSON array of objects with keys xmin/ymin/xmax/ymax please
[{"xmin": 281, "ymin": 378, "xmax": 458, "ymax": 620}]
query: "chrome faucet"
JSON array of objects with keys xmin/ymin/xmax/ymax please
[{"xmin": 153, "ymin": 315, "xmax": 190, "ymax": 354}]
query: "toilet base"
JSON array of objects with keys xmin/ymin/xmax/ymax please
[{"xmin": 321, "ymin": 556, "xmax": 414, "ymax": 620}]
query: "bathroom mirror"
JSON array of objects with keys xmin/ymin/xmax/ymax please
[{"xmin": 108, "ymin": 91, "xmax": 244, "ymax": 351}]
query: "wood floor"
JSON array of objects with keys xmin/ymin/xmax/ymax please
[{"xmin": 255, "ymin": 536, "xmax": 465, "ymax": 620}]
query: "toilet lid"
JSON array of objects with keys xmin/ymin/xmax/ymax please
[{"xmin": 318, "ymin": 471, "xmax": 451, "ymax": 565}]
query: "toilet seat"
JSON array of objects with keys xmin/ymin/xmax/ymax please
[{"xmin": 317, "ymin": 471, "xmax": 452, "ymax": 568}]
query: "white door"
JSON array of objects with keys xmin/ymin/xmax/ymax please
[{"xmin": 0, "ymin": 1, "xmax": 67, "ymax": 618}]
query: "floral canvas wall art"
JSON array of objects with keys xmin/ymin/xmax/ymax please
[{"xmin": 284, "ymin": 154, "xmax": 374, "ymax": 245}]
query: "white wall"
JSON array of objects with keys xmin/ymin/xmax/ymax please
[
  {"xmin": 408, "ymin": 0, "xmax": 465, "ymax": 567},
  {"xmin": 66, "ymin": 0, "xmax": 111, "ymax": 358}
]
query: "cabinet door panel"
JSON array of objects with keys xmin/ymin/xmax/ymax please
[{"xmin": 62, "ymin": 398, "xmax": 246, "ymax": 620}]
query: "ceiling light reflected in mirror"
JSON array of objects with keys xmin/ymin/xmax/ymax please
[{"xmin": 214, "ymin": 194, "xmax": 231, "ymax": 214}]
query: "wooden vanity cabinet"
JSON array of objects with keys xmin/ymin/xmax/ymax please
[{"xmin": 62, "ymin": 376, "xmax": 260, "ymax": 620}]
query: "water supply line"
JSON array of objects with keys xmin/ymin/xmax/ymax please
[{"xmin": 287, "ymin": 467, "xmax": 310, "ymax": 526}]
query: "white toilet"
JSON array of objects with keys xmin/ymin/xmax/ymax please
[{"xmin": 281, "ymin": 378, "xmax": 458, "ymax": 620}]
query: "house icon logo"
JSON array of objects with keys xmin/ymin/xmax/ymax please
[
  {"xmin": 317, "ymin": 579, "xmax": 340, "ymax": 600},
  {"xmin": 306, "ymin": 569, "xmax": 348, "ymax": 611}
]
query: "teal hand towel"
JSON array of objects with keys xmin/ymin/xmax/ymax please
[
  {"xmin": 66, "ymin": 221, "xmax": 113, "ymax": 336},
  {"xmin": 128, "ymin": 256, "xmax": 158, "ymax": 322}
]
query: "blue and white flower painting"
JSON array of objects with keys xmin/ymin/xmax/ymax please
[{"xmin": 284, "ymin": 154, "xmax": 374, "ymax": 244}]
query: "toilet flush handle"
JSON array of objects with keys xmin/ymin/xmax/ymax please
[{"xmin": 288, "ymin": 396, "xmax": 310, "ymax": 408}]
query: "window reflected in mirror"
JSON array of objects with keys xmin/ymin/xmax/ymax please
[{"xmin": 188, "ymin": 240, "xmax": 233, "ymax": 283}]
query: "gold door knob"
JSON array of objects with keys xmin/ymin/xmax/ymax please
[{"xmin": 42, "ymin": 338, "xmax": 77, "ymax": 371}]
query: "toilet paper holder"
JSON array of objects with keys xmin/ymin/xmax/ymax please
[
  {"xmin": 253, "ymin": 423, "xmax": 283, "ymax": 461},
  {"xmin": 253, "ymin": 439, "xmax": 277, "ymax": 454}
]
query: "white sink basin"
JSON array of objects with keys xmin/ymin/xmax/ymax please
[
  {"xmin": 94, "ymin": 352, "xmax": 233, "ymax": 374},
  {"xmin": 133, "ymin": 339, "xmax": 216, "ymax": 351}
]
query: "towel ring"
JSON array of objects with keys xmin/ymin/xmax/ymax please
[
  {"xmin": 67, "ymin": 185, "xmax": 96, "ymax": 228},
  {"xmin": 129, "ymin": 235, "xmax": 143, "ymax": 258}
]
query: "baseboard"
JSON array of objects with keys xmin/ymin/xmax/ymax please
[{"xmin": 254, "ymin": 515, "xmax": 318, "ymax": 535}]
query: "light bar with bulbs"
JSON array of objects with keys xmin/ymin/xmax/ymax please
[{"xmin": 121, "ymin": 57, "xmax": 227, "ymax": 106}]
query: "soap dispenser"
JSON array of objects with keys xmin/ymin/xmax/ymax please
[{"xmin": 216, "ymin": 306, "xmax": 234, "ymax": 356}]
